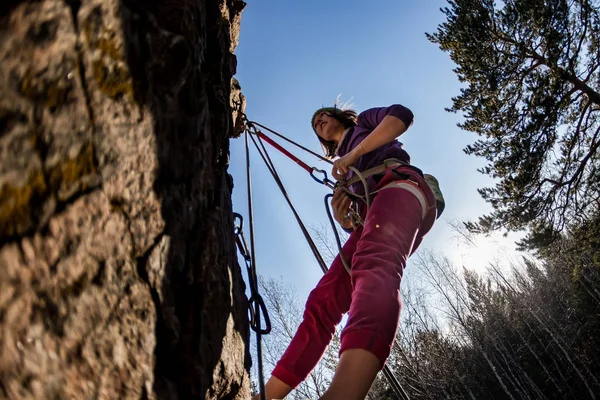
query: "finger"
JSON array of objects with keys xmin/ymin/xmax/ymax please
[
  {"xmin": 333, "ymin": 204, "xmax": 344, "ymax": 223},
  {"xmin": 341, "ymin": 204, "xmax": 351, "ymax": 219},
  {"xmin": 332, "ymin": 191, "xmax": 343, "ymax": 206},
  {"xmin": 335, "ymin": 197, "xmax": 346, "ymax": 216},
  {"xmin": 332, "ymin": 168, "xmax": 342, "ymax": 180},
  {"xmin": 333, "ymin": 188, "xmax": 343, "ymax": 200},
  {"xmin": 334, "ymin": 189, "xmax": 348, "ymax": 206},
  {"xmin": 332, "ymin": 196, "xmax": 345, "ymax": 221},
  {"xmin": 338, "ymin": 198, "xmax": 348, "ymax": 213},
  {"xmin": 343, "ymin": 196, "xmax": 352, "ymax": 210},
  {"xmin": 333, "ymin": 195, "xmax": 342, "ymax": 211},
  {"xmin": 339, "ymin": 166, "xmax": 349, "ymax": 179},
  {"xmin": 341, "ymin": 196, "xmax": 351, "ymax": 212}
]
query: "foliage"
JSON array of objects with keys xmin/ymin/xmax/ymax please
[
  {"xmin": 380, "ymin": 240, "xmax": 600, "ymax": 399},
  {"xmin": 250, "ymin": 227, "xmax": 600, "ymax": 399},
  {"xmin": 428, "ymin": 0, "xmax": 600, "ymax": 248}
]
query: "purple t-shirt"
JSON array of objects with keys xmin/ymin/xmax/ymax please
[{"xmin": 337, "ymin": 104, "xmax": 414, "ymax": 196}]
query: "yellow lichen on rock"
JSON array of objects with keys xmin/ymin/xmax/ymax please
[
  {"xmin": 48, "ymin": 143, "xmax": 97, "ymax": 201},
  {"xmin": 92, "ymin": 59, "xmax": 134, "ymax": 100},
  {"xmin": 0, "ymin": 169, "xmax": 48, "ymax": 237},
  {"xmin": 18, "ymin": 66, "xmax": 75, "ymax": 112},
  {"xmin": 82, "ymin": 12, "xmax": 134, "ymax": 101}
]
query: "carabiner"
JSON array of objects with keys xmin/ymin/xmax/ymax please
[
  {"xmin": 248, "ymin": 294, "xmax": 272, "ymax": 335},
  {"xmin": 310, "ymin": 167, "xmax": 336, "ymax": 189},
  {"xmin": 233, "ymin": 212, "xmax": 244, "ymax": 236},
  {"xmin": 235, "ymin": 235, "xmax": 251, "ymax": 262}
]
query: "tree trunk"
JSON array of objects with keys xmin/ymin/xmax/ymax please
[{"xmin": 0, "ymin": 0, "xmax": 249, "ymax": 399}]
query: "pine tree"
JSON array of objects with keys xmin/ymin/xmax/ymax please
[{"xmin": 428, "ymin": 0, "xmax": 600, "ymax": 248}]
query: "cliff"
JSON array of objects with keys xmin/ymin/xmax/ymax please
[{"xmin": 0, "ymin": 0, "xmax": 249, "ymax": 398}]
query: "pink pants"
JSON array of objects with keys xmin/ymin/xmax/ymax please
[{"xmin": 271, "ymin": 168, "xmax": 437, "ymax": 388}]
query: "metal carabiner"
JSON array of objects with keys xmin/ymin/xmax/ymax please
[
  {"xmin": 235, "ymin": 236, "xmax": 251, "ymax": 262},
  {"xmin": 233, "ymin": 212, "xmax": 244, "ymax": 236},
  {"xmin": 248, "ymin": 294, "xmax": 272, "ymax": 335},
  {"xmin": 233, "ymin": 213, "xmax": 252, "ymax": 261},
  {"xmin": 310, "ymin": 167, "xmax": 336, "ymax": 189}
]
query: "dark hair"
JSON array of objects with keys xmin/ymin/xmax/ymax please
[{"xmin": 315, "ymin": 108, "xmax": 358, "ymax": 158}]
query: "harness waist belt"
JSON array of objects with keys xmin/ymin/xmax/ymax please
[
  {"xmin": 343, "ymin": 158, "xmax": 446, "ymax": 219},
  {"xmin": 344, "ymin": 158, "xmax": 414, "ymax": 187}
]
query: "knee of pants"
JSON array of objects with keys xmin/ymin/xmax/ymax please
[
  {"xmin": 353, "ymin": 269, "xmax": 401, "ymax": 294},
  {"xmin": 303, "ymin": 288, "xmax": 345, "ymax": 335},
  {"xmin": 352, "ymin": 275, "xmax": 401, "ymax": 311}
]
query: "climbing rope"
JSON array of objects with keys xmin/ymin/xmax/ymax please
[
  {"xmin": 236, "ymin": 112, "xmax": 410, "ymax": 400},
  {"xmin": 248, "ymin": 120, "xmax": 332, "ymax": 164},
  {"xmin": 384, "ymin": 366, "xmax": 411, "ymax": 400},
  {"xmin": 247, "ymin": 124, "xmax": 330, "ymax": 274},
  {"xmin": 245, "ymin": 124, "xmax": 368, "ymax": 275},
  {"xmin": 231, "ymin": 128, "xmax": 273, "ymax": 400}
]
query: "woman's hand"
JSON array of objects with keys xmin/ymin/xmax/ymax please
[
  {"xmin": 332, "ymin": 146, "xmax": 362, "ymax": 181},
  {"xmin": 331, "ymin": 189, "xmax": 354, "ymax": 230}
]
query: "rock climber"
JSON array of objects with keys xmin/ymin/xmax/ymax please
[{"xmin": 253, "ymin": 103, "xmax": 440, "ymax": 400}]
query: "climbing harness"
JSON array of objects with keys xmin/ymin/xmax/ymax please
[{"xmin": 234, "ymin": 111, "xmax": 444, "ymax": 400}]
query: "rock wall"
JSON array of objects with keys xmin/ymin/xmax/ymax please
[{"xmin": 0, "ymin": 0, "xmax": 249, "ymax": 398}]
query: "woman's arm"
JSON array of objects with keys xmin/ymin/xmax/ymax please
[
  {"xmin": 354, "ymin": 114, "xmax": 408, "ymax": 156},
  {"xmin": 357, "ymin": 104, "xmax": 414, "ymax": 131},
  {"xmin": 331, "ymin": 114, "xmax": 409, "ymax": 180}
]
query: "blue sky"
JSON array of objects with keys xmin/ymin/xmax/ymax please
[{"xmin": 230, "ymin": 0, "xmax": 524, "ymax": 301}]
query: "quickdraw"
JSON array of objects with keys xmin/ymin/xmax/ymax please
[{"xmin": 233, "ymin": 213, "xmax": 271, "ymax": 336}]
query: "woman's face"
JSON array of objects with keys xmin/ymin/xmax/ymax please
[{"xmin": 313, "ymin": 112, "xmax": 344, "ymax": 143}]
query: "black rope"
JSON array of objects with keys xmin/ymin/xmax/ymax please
[
  {"xmin": 249, "ymin": 131, "xmax": 329, "ymax": 274},
  {"xmin": 383, "ymin": 365, "xmax": 411, "ymax": 400},
  {"xmin": 244, "ymin": 130, "xmax": 268, "ymax": 400},
  {"xmin": 248, "ymin": 120, "xmax": 333, "ymax": 165},
  {"xmin": 323, "ymin": 193, "xmax": 352, "ymax": 273}
]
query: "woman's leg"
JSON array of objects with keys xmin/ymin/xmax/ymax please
[
  {"xmin": 319, "ymin": 348, "xmax": 381, "ymax": 400},
  {"xmin": 322, "ymin": 186, "xmax": 434, "ymax": 399},
  {"xmin": 253, "ymin": 232, "xmax": 360, "ymax": 400},
  {"xmin": 254, "ymin": 376, "xmax": 292, "ymax": 400}
]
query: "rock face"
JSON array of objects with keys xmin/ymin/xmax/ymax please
[{"xmin": 0, "ymin": 0, "xmax": 249, "ymax": 399}]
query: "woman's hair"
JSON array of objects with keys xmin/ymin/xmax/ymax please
[{"xmin": 312, "ymin": 107, "xmax": 358, "ymax": 158}]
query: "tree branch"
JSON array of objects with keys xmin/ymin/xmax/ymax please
[{"xmin": 492, "ymin": 29, "xmax": 600, "ymax": 105}]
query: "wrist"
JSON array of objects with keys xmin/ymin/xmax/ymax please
[
  {"xmin": 341, "ymin": 218, "xmax": 353, "ymax": 230},
  {"xmin": 353, "ymin": 142, "xmax": 367, "ymax": 157}
]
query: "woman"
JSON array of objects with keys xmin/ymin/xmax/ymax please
[{"xmin": 254, "ymin": 104, "xmax": 438, "ymax": 400}]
